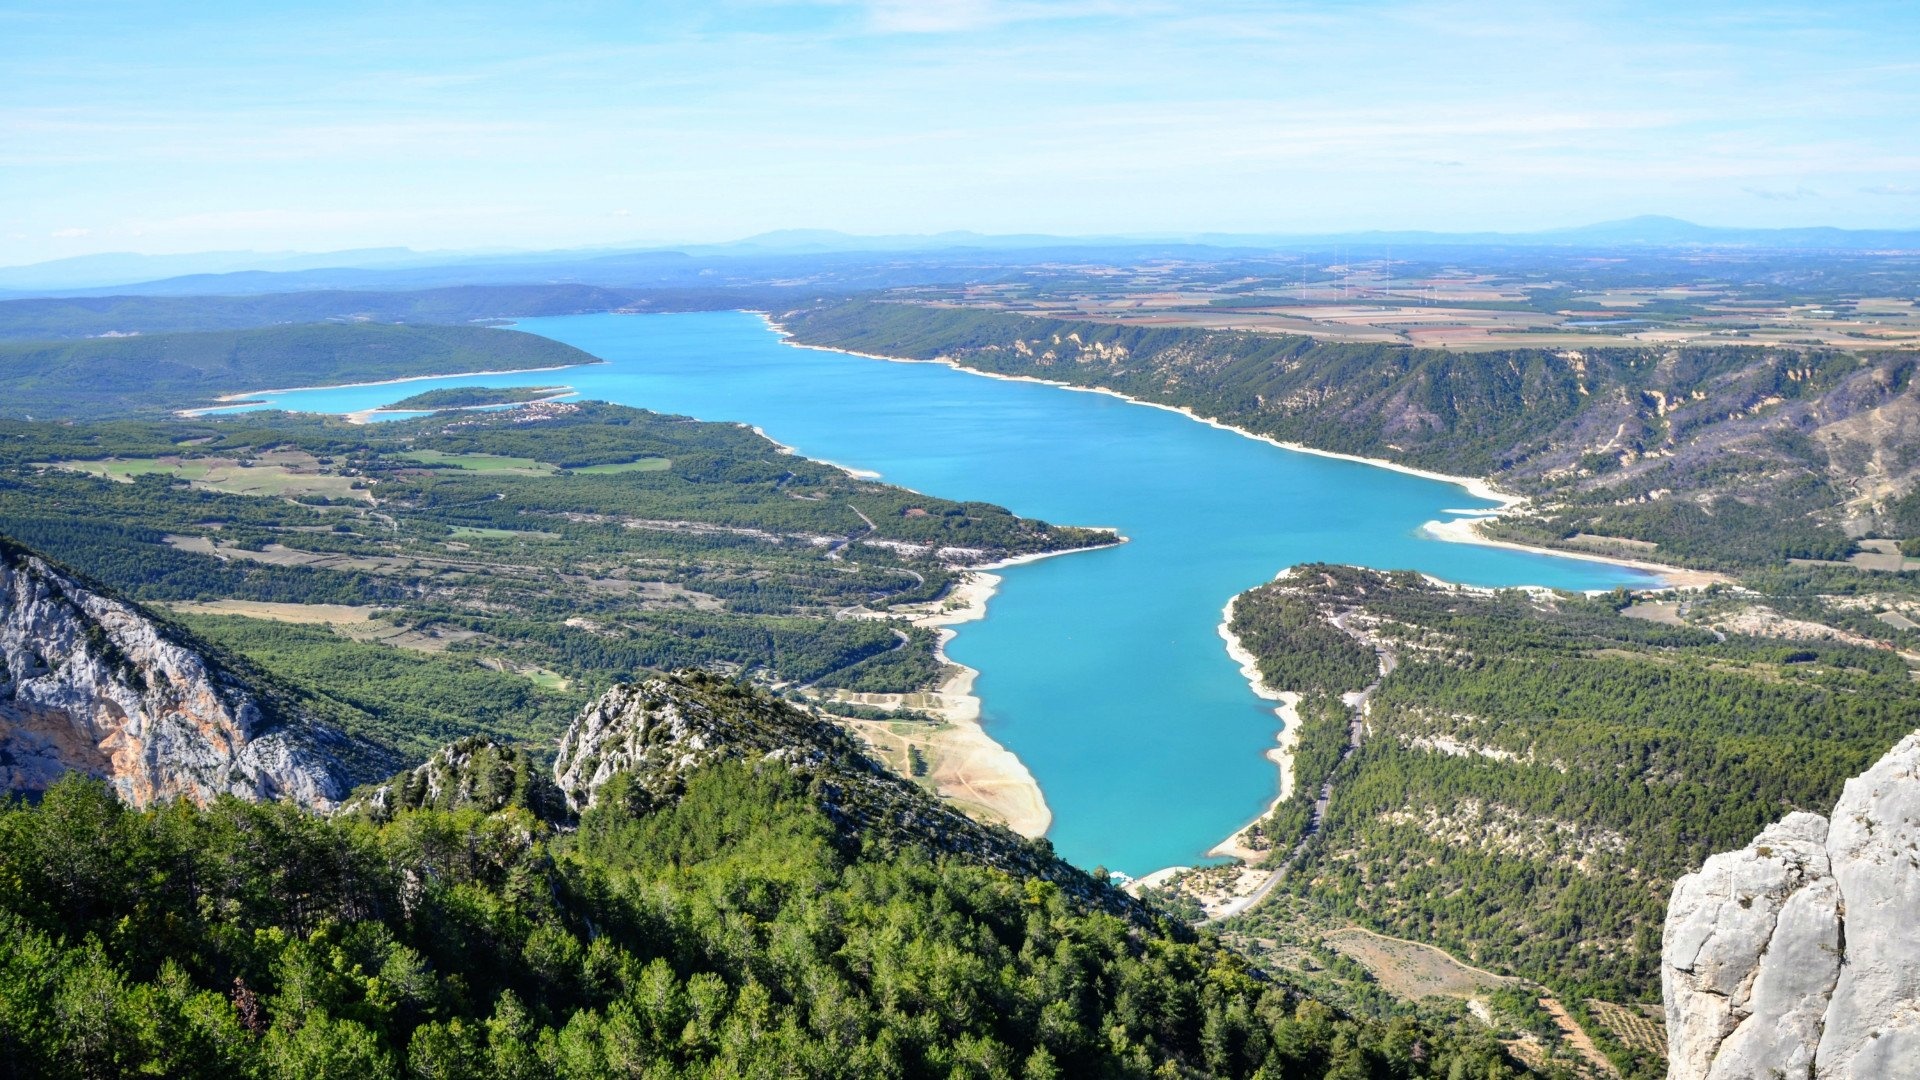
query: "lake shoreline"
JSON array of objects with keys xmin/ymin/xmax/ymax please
[
  {"xmin": 850, "ymin": 539, "xmax": 1126, "ymax": 838},
  {"xmin": 192, "ymin": 309, "xmax": 1697, "ymax": 874},
  {"xmin": 1209, "ymin": 596, "xmax": 1302, "ymax": 861},
  {"xmin": 1121, "ymin": 599, "xmax": 1296, "ymax": 915},
  {"xmin": 176, "ymin": 361, "xmax": 603, "ymax": 417},
  {"xmin": 342, "ymin": 389, "xmax": 580, "ymax": 425},
  {"xmin": 760, "ymin": 312, "xmax": 1719, "ymax": 591},
  {"xmin": 750, "ymin": 425, "xmax": 882, "ymax": 479},
  {"xmin": 759, "ymin": 313, "xmax": 1524, "ymax": 512},
  {"xmin": 759, "ymin": 310, "xmax": 1717, "ymax": 888},
  {"xmin": 1419, "ymin": 517, "xmax": 1729, "ymax": 589}
]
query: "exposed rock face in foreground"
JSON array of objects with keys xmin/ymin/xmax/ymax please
[
  {"xmin": 1663, "ymin": 730, "xmax": 1920, "ymax": 1079},
  {"xmin": 0, "ymin": 538, "xmax": 352, "ymax": 808},
  {"xmin": 556, "ymin": 671, "xmax": 1139, "ymax": 915}
]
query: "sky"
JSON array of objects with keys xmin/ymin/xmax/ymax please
[{"xmin": 3, "ymin": 0, "xmax": 1918, "ymax": 264}]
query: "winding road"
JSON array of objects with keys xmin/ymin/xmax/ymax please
[{"xmin": 1206, "ymin": 607, "xmax": 1397, "ymax": 922}]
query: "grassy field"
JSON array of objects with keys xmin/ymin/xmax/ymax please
[
  {"xmin": 567, "ymin": 457, "xmax": 671, "ymax": 474},
  {"xmin": 42, "ymin": 454, "xmax": 370, "ymax": 500},
  {"xmin": 45, "ymin": 457, "xmax": 215, "ymax": 481},
  {"xmin": 399, "ymin": 449, "xmax": 557, "ymax": 474}
]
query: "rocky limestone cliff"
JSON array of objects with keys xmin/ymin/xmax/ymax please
[
  {"xmin": 1663, "ymin": 730, "xmax": 1920, "ymax": 1079},
  {"xmin": 555, "ymin": 671, "xmax": 1141, "ymax": 916},
  {"xmin": 346, "ymin": 736, "xmax": 566, "ymax": 822},
  {"xmin": 0, "ymin": 538, "xmax": 352, "ymax": 809}
]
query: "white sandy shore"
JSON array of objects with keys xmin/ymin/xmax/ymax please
[
  {"xmin": 341, "ymin": 389, "xmax": 579, "ymax": 425},
  {"xmin": 175, "ymin": 362, "xmax": 601, "ymax": 417},
  {"xmin": 1208, "ymin": 597, "xmax": 1303, "ymax": 861},
  {"xmin": 759, "ymin": 312, "xmax": 1521, "ymax": 510},
  {"xmin": 760, "ymin": 312, "xmax": 1730, "ymax": 906},
  {"xmin": 1121, "ymin": 598, "xmax": 1298, "ymax": 912},
  {"xmin": 761, "ymin": 312, "xmax": 1736, "ymax": 591},
  {"xmin": 836, "ymin": 539, "xmax": 1122, "ymax": 837},
  {"xmin": 1419, "ymin": 517, "xmax": 1729, "ymax": 590},
  {"xmin": 1127, "ymin": 866, "xmax": 1191, "ymax": 892},
  {"xmin": 749, "ymin": 425, "xmax": 882, "ymax": 479}
]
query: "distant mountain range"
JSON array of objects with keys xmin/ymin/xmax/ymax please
[
  {"xmin": 4, "ymin": 216, "xmax": 1918, "ymax": 297},
  {"xmin": 646, "ymin": 216, "xmax": 1920, "ymax": 254},
  {"xmin": 0, "ymin": 247, "xmax": 441, "ymax": 292}
]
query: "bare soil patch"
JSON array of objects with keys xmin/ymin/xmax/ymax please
[
  {"xmin": 164, "ymin": 600, "xmax": 377, "ymax": 624},
  {"xmin": 1323, "ymin": 926, "xmax": 1517, "ymax": 1002}
]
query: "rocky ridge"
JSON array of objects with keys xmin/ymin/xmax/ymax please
[
  {"xmin": 554, "ymin": 670, "xmax": 1140, "ymax": 916},
  {"xmin": 1663, "ymin": 729, "xmax": 1920, "ymax": 1079},
  {"xmin": 0, "ymin": 537, "xmax": 354, "ymax": 808},
  {"xmin": 780, "ymin": 300, "xmax": 1920, "ymax": 565},
  {"xmin": 345, "ymin": 735, "xmax": 567, "ymax": 822}
]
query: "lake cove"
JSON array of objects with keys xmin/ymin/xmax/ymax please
[{"xmin": 215, "ymin": 310, "xmax": 1656, "ymax": 875}]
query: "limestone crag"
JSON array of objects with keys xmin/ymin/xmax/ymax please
[
  {"xmin": 1663, "ymin": 731, "xmax": 1920, "ymax": 1079},
  {"xmin": 348, "ymin": 736, "xmax": 566, "ymax": 822},
  {"xmin": 554, "ymin": 671, "xmax": 1143, "ymax": 917},
  {"xmin": 0, "ymin": 540, "xmax": 350, "ymax": 808}
]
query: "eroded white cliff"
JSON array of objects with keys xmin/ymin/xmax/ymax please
[
  {"xmin": 1664, "ymin": 731, "xmax": 1920, "ymax": 1079},
  {"xmin": 0, "ymin": 543, "xmax": 349, "ymax": 808}
]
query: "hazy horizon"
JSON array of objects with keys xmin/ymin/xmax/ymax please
[
  {"xmin": 5, "ymin": 1, "xmax": 1918, "ymax": 265},
  {"xmin": 9, "ymin": 212, "xmax": 1920, "ymax": 263}
]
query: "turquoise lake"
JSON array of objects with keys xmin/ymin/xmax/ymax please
[{"xmin": 216, "ymin": 310, "xmax": 1656, "ymax": 875}]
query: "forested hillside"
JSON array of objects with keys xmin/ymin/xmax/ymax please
[
  {"xmin": 0, "ymin": 673, "xmax": 1535, "ymax": 1079},
  {"xmin": 780, "ymin": 299, "xmax": 1920, "ymax": 570},
  {"xmin": 1210, "ymin": 565, "xmax": 1920, "ymax": 1075},
  {"xmin": 0, "ymin": 323, "xmax": 604, "ymax": 418},
  {"xmin": 0, "ymin": 285, "xmax": 777, "ymax": 341},
  {"xmin": 0, "ymin": 403, "xmax": 1109, "ymax": 764}
]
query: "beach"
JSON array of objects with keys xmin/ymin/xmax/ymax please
[
  {"xmin": 175, "ymin": 361, "xmax": 601, "ymax": 417},
  {"xmin": 1208, "ymin": 597, "xmax": 1303, "ymax": 861},
  {"xmin": 340, "ymin": 388, "xmax": 580, "ymax": 425},
  {"xmin": 818, "ymin": 541, "xmax": 1122, "ymax": 839},
  {"xmin": 1420, "ymin": 516, "xmax": 1729, "ymax": 589}
]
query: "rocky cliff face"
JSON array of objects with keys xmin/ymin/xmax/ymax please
[
  {"xmin": 1663, "ymin": 730, "xmax": 1920, "ymax": 1079},
  {"xmin": 555, "ymin": 671, "xmax": 1140, "ymax": 916},
  {"xmin": 0, "ymin": 539, "xmax": 352, "ymax": 809}
]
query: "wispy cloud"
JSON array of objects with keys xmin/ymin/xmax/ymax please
[
  {"xmin": 825, "ymin": 0, "xmax": 1144, "ymax": 34},
  {"xmin": 1742, "ymin": 185, "xmax": 1823, "ymax": 201},
  {"xmin": 3, "ymin": 0, "xmax": 1917, "ymax": 260}
]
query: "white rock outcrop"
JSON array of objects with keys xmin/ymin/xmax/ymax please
[
  {"xmin": 0, "ymin": 543, "xmax": 349, "ymax": 808},
  {"xmin": 1663, "ymin": 731, "xmax": 1920, "ymax": 1079}
]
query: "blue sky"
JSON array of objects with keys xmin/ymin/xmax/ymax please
[{"xmin": 3, "ymin": 0, "xmax": 1917, "ymax": 262}]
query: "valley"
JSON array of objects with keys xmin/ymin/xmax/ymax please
[
  {"xmin": 1, "ymin": 273, "xmax": 1916, "ymax": 1080},
  {"xmin": 12, "ymin": 3, "xmax": 1920, "ymax": 1075}
]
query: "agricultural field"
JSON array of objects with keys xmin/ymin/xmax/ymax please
[
  {"xmin": 398, "ymin": 448, "xmax": 557, "ymax": 474},
  {"xmin": 0, "ymin": 403, "xmax": 1109, "ymax": 763},
  {"xmin": 929, "ymin": 251, "xmax": 1920, "ymax": 352},
  {"xmin": 567, "ymin": 456, "xmax": 671, "ymax": 474},
  {"xmin": 40, "ymin": 449, "xmax": 371, "ymax": 500}
]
